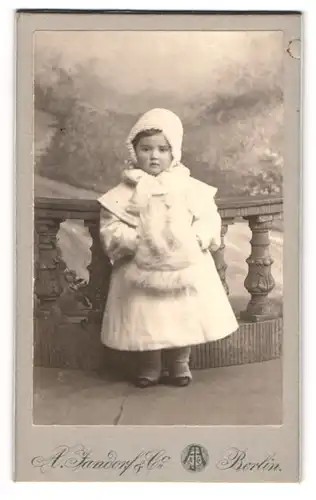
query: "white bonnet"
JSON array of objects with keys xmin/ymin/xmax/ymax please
[{"xmin": 126, "ymin": 108, "xmax": 184, "ymax": 165}]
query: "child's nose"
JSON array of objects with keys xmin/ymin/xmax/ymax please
[{"xmin": 151, "ymin": 149, "xmax": 159, "ymax": 158}]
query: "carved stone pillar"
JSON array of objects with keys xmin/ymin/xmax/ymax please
[
  {"xmin": 34, "ymin": 217, "xmax": 64, "ymax": 315},
  {"xmin": 212, "ymin": 219, "xmax": 233, "ymax": 295},
  {"xmin": 240, "ymin": 214, "xmax": 278, "ymax": 322}
]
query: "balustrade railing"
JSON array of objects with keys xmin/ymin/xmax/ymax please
[{"xmin": 33, "ymin": 195, "xmax": 283, "ymax": 370}]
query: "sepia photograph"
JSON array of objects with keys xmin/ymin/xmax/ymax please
[{"xmin": 33, "ymin": 28, "xmax": 284, "ymax": 427}]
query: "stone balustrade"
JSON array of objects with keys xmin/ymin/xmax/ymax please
[{"xmin": 34, "ymin": 195, "xmax": 283, "ymax": 372}]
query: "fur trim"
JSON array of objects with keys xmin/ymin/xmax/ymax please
[{"xmin": 124, "ymin": 261, "xmax": 199, "ymax": 293}]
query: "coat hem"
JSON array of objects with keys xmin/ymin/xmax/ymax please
[{"xmin": 101, "ymin": 326, "xmax": 239, "ymax": 352}]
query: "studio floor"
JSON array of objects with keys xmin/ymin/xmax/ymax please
[{"xmin": 33, "ymin": 359, "xmax": 282, "ymax": 426}]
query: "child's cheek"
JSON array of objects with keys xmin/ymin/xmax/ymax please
[{"xmin": 137, "ymin": 153, "xmax": 147, "ymax": 164}]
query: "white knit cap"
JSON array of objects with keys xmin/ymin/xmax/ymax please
[{"xmin": 126, "ymin": 108, "xmax": 183, "ymax": 165}]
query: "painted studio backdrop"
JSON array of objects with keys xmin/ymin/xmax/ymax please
[
  {"xmin": 33, "ymin": 30, "xmax": 284, "ymax": 425},
  {"xmin": 34, "ymin": 30, "xmax": 283, "ymax": 305}
]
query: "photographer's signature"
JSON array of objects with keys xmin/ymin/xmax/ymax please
[
  {"xmin": 31, "ymin": 444, "xmax": 171, "ymax": 476},
  {"xmin": 216, "ymin": 447, "xmax": 282, "ymax": 472},
  {"xmin": 31, "ymin": 444, "xmax": 282, "ymax": 476}
]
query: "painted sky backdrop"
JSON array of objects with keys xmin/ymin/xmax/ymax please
[
  {"xmin": 35, "ymin": 31, "xmax": 283, "ymax": 99},
  {"xmin": 34, "ymin": 30, "xmax": 284, "ymax": 199}
]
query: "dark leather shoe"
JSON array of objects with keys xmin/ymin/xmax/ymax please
[
  {"xmin": 134, "ymin": 377, "xmax": 158, "ymax": 388},
  {"xmin": 170, "ymin": 376, "xmax": 191, "ymax": 387}
]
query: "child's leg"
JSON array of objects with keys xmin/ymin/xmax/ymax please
[
  {"xmin": 135, "ymin": 350, "xmax": 162, "ymax": 385},
  {"xmin": 163, "ymin": 346, "xmax": 192, "ymax": 382}
]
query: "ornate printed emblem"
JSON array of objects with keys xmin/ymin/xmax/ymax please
[{"xmin": 181, "ymin": 444, "xmax": 209, "ymax": 472}]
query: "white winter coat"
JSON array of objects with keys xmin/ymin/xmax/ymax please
[{"xmin": 98, "ymin": 168, "xmax": 238, "ymax": 351}]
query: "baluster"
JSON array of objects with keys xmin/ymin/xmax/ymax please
[
  {"xmin": 212, "ymin": 219, "xmax": 234, "ymax": 295},
  {"xmin": 240, "ymin": 214, "xmax": 278, "ymax": 322},
  {"xmin": 34, "ymin": 216, "xmax": 64, "ymax": 314},
  {"xmin": 84, "ymin": 218, "xmax": 111, "ymax": 321}
]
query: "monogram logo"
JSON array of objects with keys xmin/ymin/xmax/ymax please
[{"xmin": 181, "ymin": 444, "xmax": 209, "ymax": 473}]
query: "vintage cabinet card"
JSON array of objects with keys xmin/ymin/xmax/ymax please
[{"xmin": 15, "ymin": 11, "xmax": 301, "ymax": 482}]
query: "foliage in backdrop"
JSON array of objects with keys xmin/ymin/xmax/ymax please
[{"xmin": 34, "ymin": 34, "xmax": 283, "ymax": 198}]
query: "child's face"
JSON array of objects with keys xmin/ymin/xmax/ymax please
[{"xmin": 134, "ymin": 133, "xmax": 173, "ymax": 176}]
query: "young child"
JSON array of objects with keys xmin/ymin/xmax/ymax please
[{"xmin": 98, "ymin": 108, "xmax": 239, "ymax": 388}]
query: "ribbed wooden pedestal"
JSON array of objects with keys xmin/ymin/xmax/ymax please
[
  {"xmin": 34, "ymin": 317, "xmax": 283, "ymax": 371},
  {"xmin": 190, "ymin": 318, "xmax": 282, "ymax": 369}
]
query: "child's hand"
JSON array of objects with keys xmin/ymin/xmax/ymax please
[
  {"xmin": 195, "ymin": 234, "xmax": 220, "ymax": 252},
  {"xmin": 209, "ymin": 238, "xmax": 220, "ymax": 252}
]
